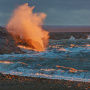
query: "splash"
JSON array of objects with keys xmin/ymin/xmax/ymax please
[
  {"xmin": 87, "ymin": 35, "xmax": 90, "ymax": 39},
  {"xmin": 6, "ymin": 3, "xmax": 49, "ymax": 51}
]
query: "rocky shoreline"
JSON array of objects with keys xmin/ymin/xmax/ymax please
[
  {"xmin": 0, "ymin": 73, "xmax": 90, "ymax": 90},
  {"xmin": 0, "ymin": 26, "xmax": 24, "ymax": 54},
  {"xmin": 49, "ymin": 32, "xmax": 90, "ymax": 40},
  {"xmin": 0, "ymin": 26, "xmax": 90, "ymax": 54},
  {"xmin": 0, "ymin": 26, "xmax": 90, "ymax": 89}
]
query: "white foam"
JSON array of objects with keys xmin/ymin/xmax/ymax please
[
  {"xmin": 87, "ymin": 35, "xmax": 90, "ymax": 39},
  {"xmin": 0, "ymin": 39, "xmax": 90, "ymax": 82},
  {"xmin": 2, "ymin": 68, "xmax": 90, "ymax": 82},
  {"xmin": 69, "ymin": 36, "xmax": 75, "ymax": 40}
]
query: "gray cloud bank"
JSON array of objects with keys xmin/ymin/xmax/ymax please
[{"xmin": 0, "ymin": 0, "xmax": 90, "ymax": 25}]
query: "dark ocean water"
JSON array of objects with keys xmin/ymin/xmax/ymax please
[{"xmin": 0, "ymin": 39, "xmax": 90, "ymax": 82}]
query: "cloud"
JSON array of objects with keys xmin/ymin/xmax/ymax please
[
  {"xmin": 0, "ymin": 0, "xmax": 90, "ymax": 12},
  {"xmin": 0, "ymin": 0, "xmax": 90, "ymax": 25},
  {"xmin": 45, "ymin": 8, "xmax": 90, "ymax": 25}
]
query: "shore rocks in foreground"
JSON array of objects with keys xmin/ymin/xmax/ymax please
[
  {"xmin": 0, "ymin": 26, "xmax": 23, "ymax": 54},
  {"xmin": 0, "ymin": 73, "xmax": 90, "ymax": 90}
]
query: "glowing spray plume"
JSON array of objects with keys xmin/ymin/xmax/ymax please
[{"xmin": 6, "ymin": 3, "xmax": 49, "ymax": 51}]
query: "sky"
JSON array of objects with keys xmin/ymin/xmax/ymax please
[{"xmin": 0, "ymin": 0, "xmax": 90, "ymax": 26}]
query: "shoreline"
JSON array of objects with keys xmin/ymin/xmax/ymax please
[{"xmin": 0, "ymin": 73, "xmax": 90, "ymax": 90}]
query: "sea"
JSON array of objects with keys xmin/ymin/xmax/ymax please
[{"xmin": 0, "ymin": 26, "xmax": 90, "ymax": 82}]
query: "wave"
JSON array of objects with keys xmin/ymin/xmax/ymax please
[{"xmin": 0, "ymin": 39, "xmax": 90, "ymax": 82}]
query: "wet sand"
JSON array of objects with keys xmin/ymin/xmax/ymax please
[{"xmin": 0, "ymin": 73, "xmax": 90, "ymax": 90}]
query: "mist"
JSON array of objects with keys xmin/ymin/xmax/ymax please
[{"xmin": 6, "ymin": 3, "xmax": 49, "ymax": 51}]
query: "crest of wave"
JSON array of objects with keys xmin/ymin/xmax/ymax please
[{"xmin": 6, "ymin": 3, "xmax": 49, "ymax": 51}]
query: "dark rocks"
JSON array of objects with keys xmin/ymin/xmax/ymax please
[
  {"xmin": 49, "ymin": 32, "xmax": 90, "ymax": 40},
  {"xmin": 0, "ymin": 26, "xmax": 90, "ymax": 54},
  {"xmin": 0, "ymin": 26, "xmax": 24, "ymax": 54},
  {"xmin": 0, "ymin": 73, "xmax": 6, "ymax": 78}
]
